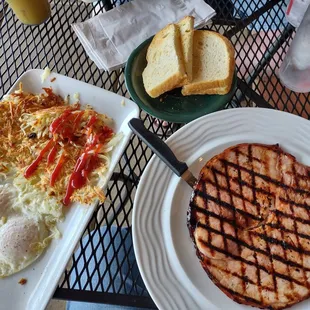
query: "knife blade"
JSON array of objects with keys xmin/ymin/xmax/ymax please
[{"xmin": 181, "ymin": 169, "xmax": 198, "ymax": 188}]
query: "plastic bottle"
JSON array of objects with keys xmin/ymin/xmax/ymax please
[
  {"xmin": 279, "ymin": 4, "xmax": 310, "ymax": 93},
  {"xmin": 286, "ymin": 0, "xmax": 310, "ymax": 27}
]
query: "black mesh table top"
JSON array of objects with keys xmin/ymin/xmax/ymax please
[{"xmin": 1, "ymin": 0, "xmax": 308, "ymax": 308}]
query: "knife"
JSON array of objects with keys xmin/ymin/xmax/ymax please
[{"xmin": 128, "ymin": 118, "xmax": 197, "ymax": 188}]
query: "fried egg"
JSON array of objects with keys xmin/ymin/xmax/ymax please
[{"xmin": 0, "ymin": 184, "xmax": 51, "ymax": 278}]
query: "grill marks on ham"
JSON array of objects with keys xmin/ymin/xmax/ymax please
[{"xmin": 188, "ymin": 143, "xmax": 310, "ymax": 309}]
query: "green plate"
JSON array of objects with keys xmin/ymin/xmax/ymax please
[{"xmin": 125, "ymin": 37, "xmax": 237, "ymax": 123}]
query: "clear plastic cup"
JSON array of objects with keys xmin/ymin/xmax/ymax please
[
  {"xmin": 6, "ymin": 0, "xmax": 51, "ymax": 25},
  {"xmin": 279, "ymin": 5, "xmax": 310, "ymax": 93}
]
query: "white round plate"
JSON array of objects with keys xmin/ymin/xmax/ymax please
[{"xmin": 133, "ymin": 108, "xmax": 310, "ymax": 310}]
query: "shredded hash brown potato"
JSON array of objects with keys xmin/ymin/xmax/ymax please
[{"xmin": 0, "ymin": 84, "xmax": 121, "ymax": 210}]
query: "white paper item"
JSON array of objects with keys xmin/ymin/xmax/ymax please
[{"xmin": 72, "ymin": 0, "xmax": 216, "ymax": 71}]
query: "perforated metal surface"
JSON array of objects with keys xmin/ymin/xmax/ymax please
[{"xmin": 0, "ymin": 0, "xmax": 306, "ymax": 308}]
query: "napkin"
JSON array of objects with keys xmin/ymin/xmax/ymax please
[{"xmin": 72, "ymin": 0, "xmax": 216, "ymax": 71}]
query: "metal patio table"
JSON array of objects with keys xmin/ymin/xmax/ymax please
[{"xmin": 0, "ymin": 0, "xmax": 308, "ymax": 308}]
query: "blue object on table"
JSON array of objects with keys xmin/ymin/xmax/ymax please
[
  {"xmin": 234, "ymin": 0, "xmax": 287, "ymax": 31},
  {"xmin": 66, "ymin": 226, "xmax": 149, "ymax": 310},
  {"xmin": 114, "ymin": 0, "xmax": 285, "ymax": 31}
]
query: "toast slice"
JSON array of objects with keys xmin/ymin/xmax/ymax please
[
  {"xmin": 177, "ymin": 16, "xmax": 194, "ymax": 84},
  {"xmin": 182, "ymin": 31, "xmax": 235, "ymax": 96},
  {"xmin": 142, "ymin": 24, "xmax": 187, "ymax": 98}
]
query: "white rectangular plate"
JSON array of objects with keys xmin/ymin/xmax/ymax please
[{"xmin": 0, "ymin": 69, "xmax": 139, "ymax": 310}]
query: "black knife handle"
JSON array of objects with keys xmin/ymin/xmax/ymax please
[{"xmin": 128, "ymin": 118, "xmax": 188, "ymax": 177}]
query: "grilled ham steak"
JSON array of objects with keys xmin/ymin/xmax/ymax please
[{"xmin": 188, "ymin": 143, "xmax": 310, "ymax": 309}]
